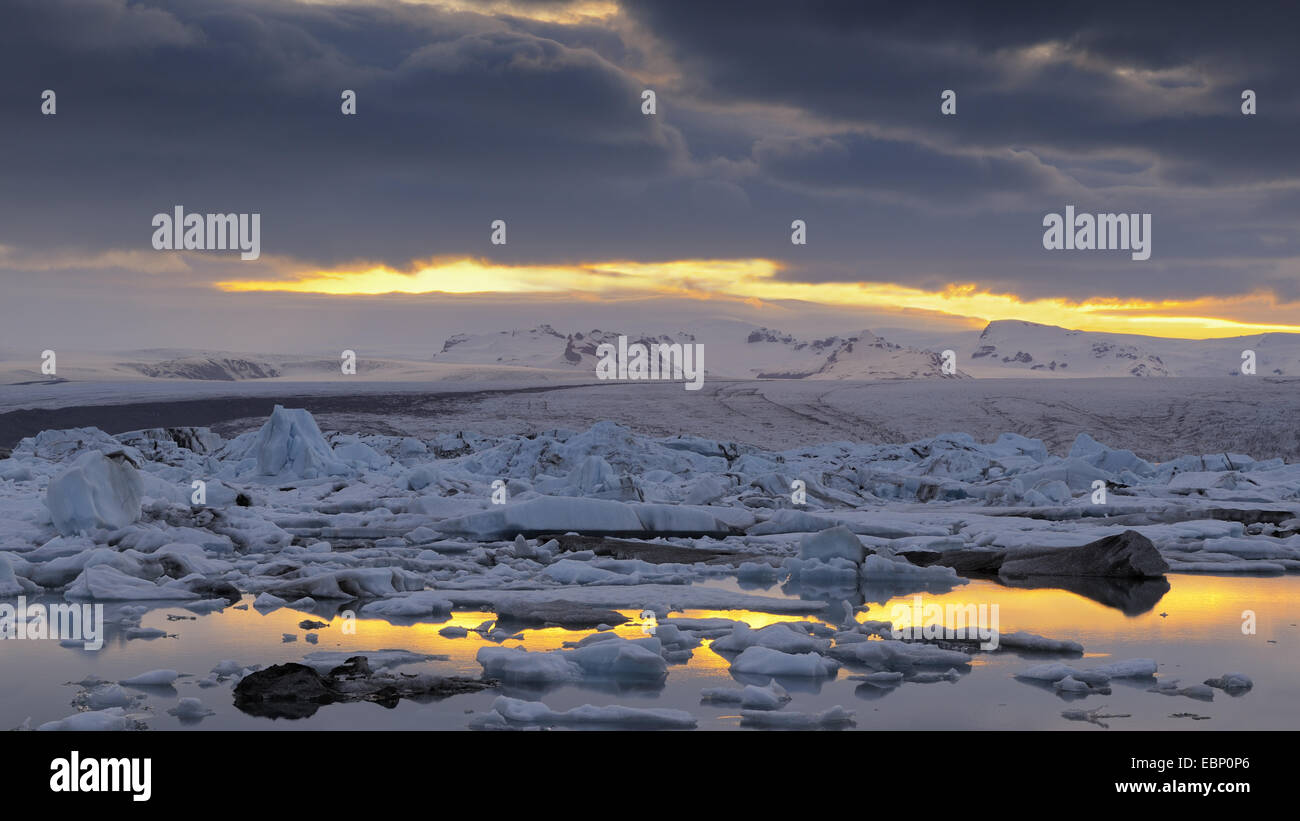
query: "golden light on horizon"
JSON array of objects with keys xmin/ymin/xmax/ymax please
[
  {"xmin": 293, "ymin": 0, "xmax": 620, "ymax": 24},
  {"xmin": 215, "ymin": 256, "xmax": 1300, "ymax": 340}
]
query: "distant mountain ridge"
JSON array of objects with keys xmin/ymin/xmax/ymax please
[
  {"xmin": 7, "ymin": 320, "xmax": 1299, "ymax": 384},
  {"xmin": 963, "ymin": 320, "xmax": 1300, "ymax": 377},
  {"xmin": 435, "ymin": 324, "xmax": 965, "ymax": 380}
]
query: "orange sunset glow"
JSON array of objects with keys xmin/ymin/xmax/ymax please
[{"xmin": 217, "ymin": 256, "xmax": 1300, "ymax": 339}]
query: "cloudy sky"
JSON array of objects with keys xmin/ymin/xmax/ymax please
[{"xmin": 2, "ymin": 0, "xmax": 1299, "ymax": 353}]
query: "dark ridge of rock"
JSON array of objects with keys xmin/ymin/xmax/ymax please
[
  {"xmin": 233, "ymin": 658, "xmax": 494, "ymax": 720},
  {"xmin": 999, "ymin": 530, "xmax": 1169, "ymax": 579},
  {"xmin": 1205, "ymin": 508, "xmax": 1294, "ymax": 526},
  {"xmin": 550, "ymin": 533, "xmax": 741, "ymax": 565},
  {"xmin": 902, "ymin": 548, "xmax": 1007, "ymax": 575},
  {"xmin": 493, "ymin": 598, "xmax": 630, "ymax": 629}
]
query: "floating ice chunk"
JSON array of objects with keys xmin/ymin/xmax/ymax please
[
  {"xmin": 46, "ymin": 450, "xmax": 144, "ymax": 536},
  {"xmin": 1016, "ymin": 663, "xmax": 1109, "ymax": 685},
  {"xmin": 662, "ymin": 617, "xmax": 739, "ymax": 639},
  {"xmin": 1204, "ymin": 672, "xmax": 1253, "ymax": 692},
  {"xmin": 711, "ymin": 622, "xmax": 828, "ymax": 655},
  {"xmin": 1054, "ymin": 675, "xmax": 1108, "ymax": 694},
  {"xmin": 541, "ymin": 455, "xmax": 639, "ymax": 500},
  {"xmin": 1093, "ymin": 658, "xmax": 1158, "ymax": 678},
  {"xmin": 0, "ymin": 554, "xmax": 37, "ymax": 596},
  {"xmin": 359, "ymin": 591, "xmax": 454, "ymax": 618},
  {"xmin": 770, "ymin": 509, "xmax": 949, "ymax": 539},
  {"xmin": 332, "ymin": 439, "xmax": 390, "ymax": 471},
  {"xmin": 860, "ymin": 554, "xmax": 963, "ymax": 583},
  {"xmin": 250, "ymin": 406, "xmax": 348, "ymax": 479},
  {"xmin": 849, "ymin": 671, "xmax": 905, "ymax": 684},
  {"xmin": 65, "ymin": 565, "xmax": 199, "ymax": 601},
  {"xmin": 1148, "ymin": 681, "xmax": 1214, "ymax": 701},
  {"xmin": 1069, "ymin": 433, "xmax": 1154, "ymax": 475},
  {"xmin": 738, "ymin": 706, "xmax": 854, "ymax": 729},
  {"xmin": 76, "ymin": 684, "xmax": 135, "ymax": 710},
  {"xmin": 475, "ymin": 647, "xmax": 576, "ymax": 684},
  {"xmin": 996, "ymin": 631, "xmax": 1084, "ymax": 655},
  {"xmin": 631, "ymin": 503, "xmax": 729, "ymax": 534},
  {"xmin": 1012, "ymin": 458, "xmax": 1111, "ymax": 493},
  {"xmin": 299, "ymin": 649, "xmax": 441, "ymax": 674},
  {"xmin": 119, "ymin": 669, "xmax": 180, "ymax": 687},
  {"xmin": 800, "ymin": 526, "xmax": 866, "ymax": 564},
  {"xmin": 1018, "ymin": 658, "xmax": 1154, "ymax": 685},
  {"xmin": 729, "ymin": 646, "xmax": 840, "ymax": 678},
  {"xmin": 253, "ymin": 593, "xmax": 288, "ymax": 610},
  {"xmin": 906, "ymin": 668, "xmax": 962, "ymax": 683},
  {"xmin": 183, "ymin": 598, "xmax": 229, "ymax": 614},
  {"xmin": 439, "ymin": 496, "xmax": 644, "ymax": 540},
  {"xmin": 700, "ymin": 680, "xmax": 790, "ymax": 711},
  {"xmin": 649, "ymin": 623, "xmax": 701, "ymax": 652},
  {"xmin": 827, "ymin": 640, "xmax": 970, "ymax": 670},
  {"xmin": 31, "ymin": 545, "xmax": 149, "ymax": 588},
  {"xmin": 474, "ymin": 696, "xmax": 696, "ymax": 729},
  {"xmin": 565, "ymin": 638, "xmax": 670, "ymax": 680},
  {"xmin": 785, "ymin": 556, "xmax": 860, "ymax": 588},
  {"xmin": 263, "ymin": 567, "xmax": 425, "ymax": 600},
  {"xmin": 1029, "ymin": 480, "xmax": 1072, "ymax": 505},
  {"xmin": 168, "ymin": 698, "xmax": 215, "ymax": 720},
  {"xmin": 37, "ymin": 707, "xmax": 139, "ymax": 731},
  {"xmin": 211, "ymin": 660, "xmax": 244, "ymax": 677},
  {"xmin": 541, "ymin": 559, "xmax": 639, "ymax": 585},
  {"xmin": 685, "ymin": 474, "xmax": 731, "ymax": 505},
  {"xmin": 477, "ymin": 638, "xmax": 669, "ymax": 685}
]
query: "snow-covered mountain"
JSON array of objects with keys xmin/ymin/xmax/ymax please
[
  {"xmin": 435, "ymin": 326, "xmax": 699, "ymax": 371},
  {"xmin": 433, "ymin": 324, "xmax": 964, "ymax": 380},
  {"xmin": 737, "ymin": 328, "xmax": 963, "ymax": 379},
  {"xmin": 126, "ymin": 356, "xmax": 282, "ymax": 381},
  {"xmin": 8, "ymin": 321, "xmax": 1299, "ymax": 387},
  {"xmin": 968, "ymin": 321, "xmax": 1171, "ymax": 377},
  {"xmin": 962, "ymin": 320, "xmax": 1300, "ymax": 377}
]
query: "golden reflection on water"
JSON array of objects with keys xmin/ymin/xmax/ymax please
[
  {"xmin": 872, "ymin": 575, "xmax": 1297, "ymax": 648},
  {"xmin": 190, "ymin": 574, "xmax": 1296, "ymax": 678}
]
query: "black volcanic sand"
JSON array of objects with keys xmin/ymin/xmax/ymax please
[{"xmin": 0, "ymin": 384, "xmax": 580, "ymax": 451}]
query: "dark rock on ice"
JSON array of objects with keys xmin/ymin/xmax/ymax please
[
  {"xmin": 999, "ymin": 530, "xmax": 1169, "ymax": 579},
  {"xmin": 233, "ymin": 657, "xmax": 494, "ymax": 719},
  {"xmin": 903, "ymin": 548, "xmax": 1007, "ymax": 575},
  {"xmin": 233, "ymin": 663, "xmax": 335, "ymax": 718}
]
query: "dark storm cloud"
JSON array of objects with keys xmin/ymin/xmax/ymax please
[
  {"xmin": 0, "ymin": 0, "xmax": 686, "ymax": 265},
  {"xmin": 0, "ymin": 0, "xmax": 1296, "ymax": 304},
  {"xmin": 622, "ymin": 0, "xmax": 1300, "ymax": 182}
]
